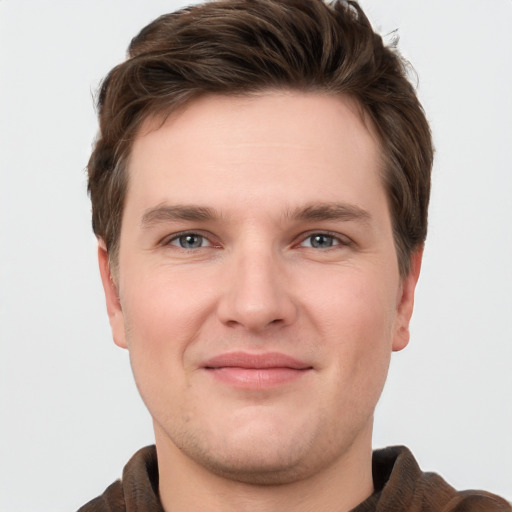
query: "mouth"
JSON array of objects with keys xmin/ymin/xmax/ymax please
[{"xmin": 202, "ymin": 351, "xmax": 313, "ymax": 389}]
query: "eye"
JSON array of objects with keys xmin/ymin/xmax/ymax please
[
  {"xmin": 300, "ymin": 233, "xmax": 342, "ymax": 249},
  {"xmin": 168, "ymin": 233, "xmax": 211, "ymax": 249}
]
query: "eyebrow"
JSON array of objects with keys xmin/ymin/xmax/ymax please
[
  {"xmin": 287, "ymin": 202, "xmax": 372, "ymax": 224},
  {"xmin": 141, "ymin": 204, "xmax": 219, "ymax": 228},
  {"xmin": 140, "ymin": 201, "xmax": 371, "ymax": 229}
]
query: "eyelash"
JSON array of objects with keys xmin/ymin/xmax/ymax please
[
  {"xmin": 161, "ymin": 231, "xmax": 352, "ymax": 251},
  {"xmin": 297, "ymin": 231, "xmax": 352, "ymax": 250},
  {"xmin": 163, "ymin": 231, "xmax": 216, "ymax": 250}
]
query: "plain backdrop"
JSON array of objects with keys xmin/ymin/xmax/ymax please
[{"xmin": 0, "ymin": 1, "xmax": 511, "ymax": 510}]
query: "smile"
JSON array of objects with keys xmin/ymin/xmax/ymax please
[{"xmin": 202, "ymin": 351, "xmax": 313, "ymax": 389}]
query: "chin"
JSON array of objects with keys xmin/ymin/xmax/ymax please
[
  {"xmin": 168, "ymin": 415, "xmax": 359, "ymax": 486},
  {"xmin": 190, "ymin": 445, "xmax": 315, "ymax": 485}
]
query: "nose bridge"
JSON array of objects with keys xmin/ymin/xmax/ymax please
[{"xmin": 217, "ymin": 235, "xmax": 296, "ymax": 331}]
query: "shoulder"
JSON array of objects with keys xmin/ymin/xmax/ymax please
[
  {"xmin": 76, "ymin": 446, "xmax": 160, "ymax": 512},
  {"xmin": 442, "ymin": 490, "xmax": 512, "ymax": 512},
  {"xmin": 77, "ymin": 480, "xmax": 126, "ymax": 512},
  {"xmin": 369, "ymin": 446, "xmax": 511, "ymax": 512},
  {"xmin": 77, "ymin": 479, "xmax": 124, "ymax": 512}
]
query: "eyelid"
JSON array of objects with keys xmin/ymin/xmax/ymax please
[
  {"xmin": 157, "ymin": 229, "xmax": 352, "ymax": 249},
  {"xmin": 295, "ymin": 230, "xmax": 353, "ymax": 248},
  {"xmin": 160, "ymin": 230, "xmax": 220, "ymax": 248}
]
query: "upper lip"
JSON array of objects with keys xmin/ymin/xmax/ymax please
[{"xmin": 202, "ymin": 351, "xmax": 312, "ymax": 370}]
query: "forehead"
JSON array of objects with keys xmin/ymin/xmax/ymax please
[{"xmin": 125, "ymin": 91, "xmax": 384, "ymax": 217}]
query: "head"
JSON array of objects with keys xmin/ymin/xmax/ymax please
[
  {"xmin": 89, "ymin": 0, "xmax": 433, "ymax": 495},
  {"xmin": 88, "ymin": 0, "xmax": 432, "ymax": 280}
]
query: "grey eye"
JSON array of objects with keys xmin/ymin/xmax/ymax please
[
  {"xmin": 173, "ymin": 234, "xmax": 206, "ymax": 249},
  {"xmin": 310, "ymin": 234, "xmax": 334, "ymax": 248},
  {"xmin": 301, "ymin": 234, "xmax": 340, "ymax": 249}
]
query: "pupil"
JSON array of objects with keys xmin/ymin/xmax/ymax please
[
  {"xmin": 312, "ymin": 234, "xmax": 332, "ymax": 248},
  {"xmin": 180, "ymin": 235, "xmax": 201, "ymax": 248}
]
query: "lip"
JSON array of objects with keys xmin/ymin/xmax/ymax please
[{"xmin": 201, "ymin": 351, "xmax": 313, "ymax": 389}]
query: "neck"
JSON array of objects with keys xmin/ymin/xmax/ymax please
[{"xmin": 155, "ymin": 423, "xmax": 374, "ymax": 512}]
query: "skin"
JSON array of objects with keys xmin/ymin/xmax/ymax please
[{"xmin": 99, "ymin": 91, "xmax": 422, "ymax": 512}]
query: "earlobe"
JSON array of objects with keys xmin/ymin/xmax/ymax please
[
  {"xmin": 97, "ymin": 240, "xmax": 128, "ymax": 349},
  {"xmin": 392, "ymin": 246, "xmax": 423, "ymax": 352}
]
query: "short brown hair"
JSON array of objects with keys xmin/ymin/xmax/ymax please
[{"xmin": 88, "ymin": 0, "xmax": 433, "ymax": 276}]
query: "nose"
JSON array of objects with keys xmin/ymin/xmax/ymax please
[{"xmin": 216, "ymin": 245, "xmax": 298, "ymax": 332}]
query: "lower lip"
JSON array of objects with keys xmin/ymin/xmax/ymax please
[{"xmin": 205, "ymin": 367, "xmax": 310, "ymax": 389}]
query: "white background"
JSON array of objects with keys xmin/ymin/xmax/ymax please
[{"xmin": 0, "ymin": 1, "xmax": 511, "ymax": 510}]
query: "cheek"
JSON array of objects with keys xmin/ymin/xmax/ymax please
[
  {"xmin": 122, "ymin": 265, "xmax": 215, "ymax": 343},
  {"xmin": 119, "ymin": 269, "xmax": 217, "ymax": 396},
  {"xmin": 308, "ymin": 268, "xmax": 397, "ymax": 391},
  {"xmin": 311, "ymin": 267, "xmax": 398, "ymax": 342}
]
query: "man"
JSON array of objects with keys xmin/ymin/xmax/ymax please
[{"xmin": 79, "ymin": 0, "xmax": 511, "ymax": 511}]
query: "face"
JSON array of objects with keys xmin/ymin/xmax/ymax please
[{"xmin": 99, "ymin": 91, "xmax": 421, "ymax": 484}]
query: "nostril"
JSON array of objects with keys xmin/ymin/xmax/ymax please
[{"xmin": 224, "ymin": 317, "xmax": 284, "ymax": 330}]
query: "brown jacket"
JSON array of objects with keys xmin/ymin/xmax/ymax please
[{"xmin": 78, "ymin": 445, "xmax": 511, "ymax": 512}]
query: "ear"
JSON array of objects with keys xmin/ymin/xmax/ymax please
[
  {"xmin": 98, "ymin": 240, "xmax": 127, "ymax": 349},
  {"xmin": 392, "ymin": 246, "xmax": 423, "ymax": 352}
]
